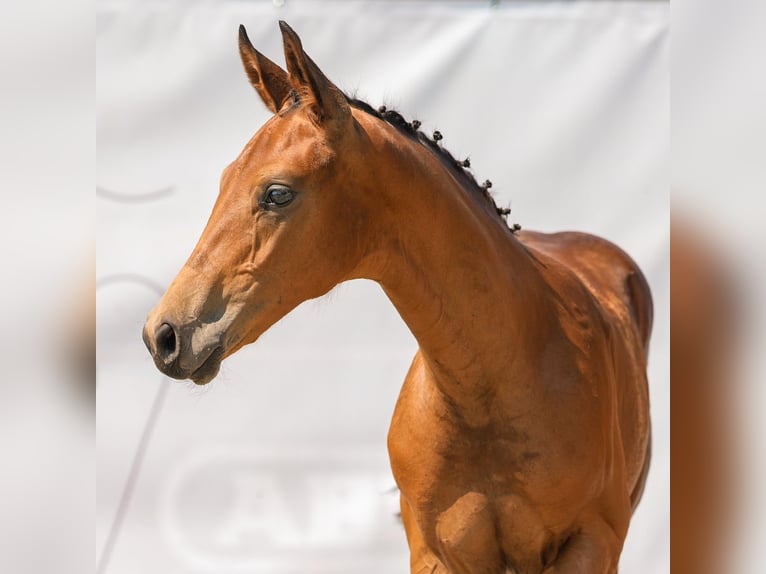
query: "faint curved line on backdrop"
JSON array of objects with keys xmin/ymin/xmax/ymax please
[
  {"xmin": 96, "ymin": 273, "xmax": 165, "ymax": 296},
  {"xmin": 97, "ymin": 185, "xmax": 175, "ymax": 204},
  {"xmin": 97, "ymin": 272, "xmax": 169, "ymax": 574}
]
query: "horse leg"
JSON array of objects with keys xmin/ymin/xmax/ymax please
[
  {"xmin": 400, "ymin": 495, "xmax": 450, "ymax": 574},
  {"xmin": 630, "ymin": 428, "xmax": 652, "ymax": 511},
  {"xmin": 434, "ymin": 492, "xmax": 505, "ymax": 574},
  {"xmin": 542, "ymin": 520, "xmax": 622, "ymax": 574}
]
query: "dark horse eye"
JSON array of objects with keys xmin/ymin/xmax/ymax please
[{"xmin": 263, "ymin": 185, "xmax": 295, "ymax": 207}]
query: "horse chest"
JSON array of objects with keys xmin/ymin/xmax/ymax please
[
  {"xmin": 388, "ymin": 363, "xmax": 597, "ymax": 571},
  {"xmin": 388, "ymin": 375, "xmax": 588, "ymax": 507},
  {"xmin": 389, "ymin": 411, "xmax": 553, "ymax": 567},
  {"xmin": 403, "ymin": 478, "xmax": 555, "ymax": 572}
]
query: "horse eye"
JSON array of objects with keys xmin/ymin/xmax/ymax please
[{"xmin": 263, "ymin": 185, "xmax": 294, "ymax": 207}]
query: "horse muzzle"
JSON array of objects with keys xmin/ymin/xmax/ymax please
[{"xmin": 142, "ymin": 318, "xmax": 223, "ymax": 385}]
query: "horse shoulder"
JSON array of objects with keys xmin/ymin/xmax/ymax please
[
  {"xmin": 518, "ymin": 229, "xmax": 652, "ymax": 504},
  {"xmin": 517, "ymin": 230, "xmax": 652, "ymax": 353}
]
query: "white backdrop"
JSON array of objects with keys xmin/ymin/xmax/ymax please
[{"xmin": 97, "ymin": 1, "xmax": 669, "ymax": 572}]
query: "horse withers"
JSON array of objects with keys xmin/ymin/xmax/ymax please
[{"xmin": 143, "ymin": 22, "xmax": 652, "ymax": 574}]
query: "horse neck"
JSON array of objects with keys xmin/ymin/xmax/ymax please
[{"xmin": 352, "ymin": 115, "xmax": 556, "ymax": 424}]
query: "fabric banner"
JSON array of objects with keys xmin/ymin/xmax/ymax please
[{"xmin": 97, "ymin": 2, "xmax": 669, "ymax": 572}]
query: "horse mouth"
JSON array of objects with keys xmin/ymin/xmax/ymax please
[{"xmin": 189, "ymin": 347, "xmax": 224, "ymax": 385}]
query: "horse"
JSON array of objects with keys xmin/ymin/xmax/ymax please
[{"xmin": 143, "ymin": 21, "xmax": 652, "ymax": 574}]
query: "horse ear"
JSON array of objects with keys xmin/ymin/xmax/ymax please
[
  {"xmin": 238, "ymin": 25, "xmax": 292, "ymax": 114},
  {"xmin": 278, "ymin": 20, "xmax": 350, "ymax": 125}
]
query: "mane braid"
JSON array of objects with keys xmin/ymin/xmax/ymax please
[{"xmin": 345, "ymin": 96, "xmax": 520, "ymax": 233}]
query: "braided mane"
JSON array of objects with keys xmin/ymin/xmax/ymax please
[{"xmin": 345, "ymin": 96, "xmax": 521, "ymax": 234}]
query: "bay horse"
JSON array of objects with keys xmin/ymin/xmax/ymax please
[{"xmin": 143, "ymin": 22, "xmax": 652, "ymax": 574}]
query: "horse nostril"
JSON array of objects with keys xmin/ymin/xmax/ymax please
[{"xmin": 155, "ymin": 322, "xmax": 179, "ymax": 364}]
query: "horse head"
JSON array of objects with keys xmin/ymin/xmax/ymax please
[{"xmin": 143, "ymin": 22, "xmax": 375, "ymax": 384}]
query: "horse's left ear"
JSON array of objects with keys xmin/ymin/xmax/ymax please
[{"xmin": 278, "ymin": 21, "xmax": 350, "ymax": 127}]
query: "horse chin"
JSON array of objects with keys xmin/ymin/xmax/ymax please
[{"xmin": 189, "ymin": 348, "xmax": 223, "ymax": 385}]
